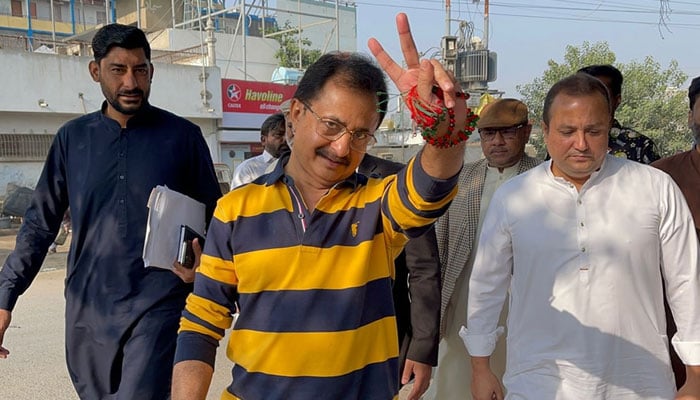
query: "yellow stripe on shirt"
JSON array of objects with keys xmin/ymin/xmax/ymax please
[
  {"xmin": 226, "ymin": 316, "xmax": 399, "ymax": 377},
  {"xmin": 232, "ymin": 239, "xmax": 394, "ymax": 293}
]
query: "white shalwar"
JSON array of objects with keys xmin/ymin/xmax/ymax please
[{"xmin": 462, "ymin": 156, "xmax": 700, "ymax": 400}]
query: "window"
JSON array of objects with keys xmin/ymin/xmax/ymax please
[
  {"xmin": 96, "ymin": 10, "xmax": 106, "ymax": 24},
  {"xmin": 11, "ymin": 0, "xmax": 22, "ymax": 17},
  {"xmin": 0, "ymin": 134, "xmax": 54, "ymax": 161},
  {"xmin": 53, "ymin": 3, "xmax": 62, "ymax": 21}
]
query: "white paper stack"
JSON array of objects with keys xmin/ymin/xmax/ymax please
[{"xmin": 142, "ymin": 185, "xmax": 206, "ymax": 270}]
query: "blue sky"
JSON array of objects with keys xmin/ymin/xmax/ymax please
[{"xmin": 354, "ymin": 0, "xmax": 700, "ymax": 101}]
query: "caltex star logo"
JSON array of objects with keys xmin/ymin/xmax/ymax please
[{"xmin": 227, "ymin": 84, "xmax": 241, "ymax": 101}]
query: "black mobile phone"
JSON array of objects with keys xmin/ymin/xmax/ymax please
[{"xmin": 177, "ymin": 225, "xmax": 205, "ymax": 269}]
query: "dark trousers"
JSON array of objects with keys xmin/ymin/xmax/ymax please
[{"xmin": 66, "ymin": 302, "xmax": 181, "ymax": 400}]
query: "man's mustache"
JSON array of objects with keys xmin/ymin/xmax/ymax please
[
  {"xmin": 316, "ymin": 148, "xmax": 350, "ymax": 165},
  {"xmin": 118, "ymin": 89, "xmax": 144, "ymax": 97}
]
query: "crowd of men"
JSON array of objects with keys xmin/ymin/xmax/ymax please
[{"xmin": 0, "ymin": 13, "xmax": 699, "ymax": 400}]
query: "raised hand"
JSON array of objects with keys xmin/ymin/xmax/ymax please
[
  {"xmin": 368, "ymin": 13, "xmax": 462, "ymax": 110},
  {"xmin": 368, "ymin": 12, "xmax": 468, "ymax": 177}
]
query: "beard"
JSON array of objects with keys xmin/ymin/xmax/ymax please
[
  {"xmin": 692, "ymin": 122, "xmax": 700, "ymax": 147},
  {"xmin": 270, "ymin": 143, "xmax": 290, "ymax": 158},
  {"xmin": 102, "ymin": 86, "xmax": 149, "ymax": 115}
]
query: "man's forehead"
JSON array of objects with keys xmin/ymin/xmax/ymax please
[
  {"xmin": 268, "ymin": 124, "xmax": 286, "ymax": 134},
  {"xmin": 102, "ymin": 46, "xmax": 148, "ymax": 61},
  {"xmin": 552, "ymin": 92, "xmax": 608, "ymax": 108}
]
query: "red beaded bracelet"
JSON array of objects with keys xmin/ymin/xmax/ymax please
[{"xmin": 403, "ymin": 85, "xmax": 479, "ymax": 148}]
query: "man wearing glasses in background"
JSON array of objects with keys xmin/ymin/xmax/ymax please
[{"xmin": 427, "ymin": 98, "xmax": 540, "ymax": 399}]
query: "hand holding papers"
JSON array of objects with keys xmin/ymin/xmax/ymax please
[{"xmin": 143, "ymin": 185, "xmax": 206, "ymax": 270}]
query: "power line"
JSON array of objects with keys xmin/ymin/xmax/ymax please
[
  {"xmin": 354, "ymin": 0, "xmax": 700, "ymax": 29},
  {"xmin": 489, "ymin": 2, "xmax": 700, "ymax": 16},
  {"xmin": 487, "ymin": 11, "xmax": 700, "ymax": 29}
]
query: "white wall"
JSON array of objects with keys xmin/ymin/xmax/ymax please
[
  {"xmin": 276, "ymin": 0, "xmax": 357, "ymax": 53},
  {"xmin": 149, "ymin": 28, "xmax": 280, "ymax": 81},
  {"xmin": 0, "ymin": 49, "xmax": 223, "ymax": 196},
  {"xmin": 0, "ymin": 48, "xmax": 222, "ymax": 119},
  {"xmin": 0, "ymin": 163, "xmax": 44, "ymax": 193}
]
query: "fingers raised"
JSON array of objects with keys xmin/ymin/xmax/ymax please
[
  {"xmin": 430, "ymin": 59, "xmax": 459, "ymax": 108},
  {"xmin": 416, "ymin": 60, "xmax": 435, "ymax": 101},
  {"xmin": 395, "ymin": 13, "xmax": 419, "ymax": 70},
  {"xmin": 368, "ymin": 12, "xmax": 420, "ymax": 87},
  {"xmin": 367, "ymin": 38, "xmax": 402, "ymax": 84}
]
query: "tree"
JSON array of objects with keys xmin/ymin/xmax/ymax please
[
  {"xmin": 517, "ymin": 41, "xmax": 690, "ymax": 158},
  {"xmin": 271, "ymin": 22, "xmax": 322, "ymax": 69},
  {"xmin": 616, "ymin": 58, "xmax": 688, "ymax": 155}
]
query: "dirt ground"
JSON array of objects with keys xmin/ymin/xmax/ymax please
[{"xmin": 0, "ymin": 226, "xmax": 69, "ymax": 271}]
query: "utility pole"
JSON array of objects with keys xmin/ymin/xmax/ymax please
[
  {"xmin": 441, "ymin": 0, "xmax": 457, "ymax": 75},
  {"xmin": 445, "ymin": 0, "xmax": 451, "ymax": 36},
  {"xmin": 484, "ymin": 0, "xmax": 489, "ymax": 49},
  {"xmin": 335, "ymin": 0, "xmax": 340, "ymax": 50}
]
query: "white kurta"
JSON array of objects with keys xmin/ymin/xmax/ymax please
[
  {"xmin": 230, "ymin": 150, "xmax": 276, "ymax": 189},
  {"xmin": 462, "ymin": 155, "xmax": 700, "ymax": 399}
]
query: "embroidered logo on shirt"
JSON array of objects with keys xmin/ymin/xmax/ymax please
[{"xmin": 351, "ymin": 221, "xmax": 360, "ymax": 237}]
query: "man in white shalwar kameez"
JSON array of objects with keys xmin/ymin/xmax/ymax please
[{"xmin": 461, "ymin": 73, "xmax": 700, "ymax": 400}]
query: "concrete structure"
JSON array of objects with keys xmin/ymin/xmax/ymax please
[
  {"xmin": 0, "ymin": 1, "xmax": 359, "ymax": 197},
  {"xmin": 275, "ymin": 0, "xmax": 356, "ymax": 54},
  {"xmin": 0, "ymin": 48, "xmax": 221, "ymax": 196},
  {"xmin": 0, "ymin": 0, "xmax": 107, "ymax": 49},
  {"xmin": 149, "ymin": 28, "xmax": 280, "ymax": 81}
]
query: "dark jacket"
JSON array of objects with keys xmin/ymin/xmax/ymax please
[{"xmin": 358, "ymin": 154, "xmax": 441, "ymax": 373}]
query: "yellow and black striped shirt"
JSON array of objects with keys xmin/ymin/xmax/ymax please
[{"xmin": 176, "ymin": 151, "xmax": 458, "ymax": 399}]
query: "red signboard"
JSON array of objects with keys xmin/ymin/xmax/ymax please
[{"xmin": 222, "ymin": 79, "xmax": 297, "ymax": 114}]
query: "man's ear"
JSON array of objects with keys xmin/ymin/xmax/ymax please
[
  {"xmin": 541, "ymin": 121, "xmax": 549, "ymax": 142},
  {"xmin": 88, "ymin": 60, "xmax": 100, "ymax": 82},
  {"xmin": 689, "ymin": 110, "xmax": 693, "ymax": 130},
  {"xmin": 149, "ymin": 63, "xmax": 154, "ymax": 82},
  {"xmin": 289, "ymin": 99, "xmax": 303, "ymax": 125}
]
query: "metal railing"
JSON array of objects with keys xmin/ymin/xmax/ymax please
[{"xmin": 0, "ymin": 133, "xmax": 54, "ymax": 161}]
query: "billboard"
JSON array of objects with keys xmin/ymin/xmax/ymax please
[{"xmin": 221, "ymin": 79, "xmax": 297, "ymax": 129}]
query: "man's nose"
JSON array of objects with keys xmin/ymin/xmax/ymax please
[
  {"xmin": 572, "ymin": 131, "xmax": 589, "ymax": 150},
  {"xmin": 329, "ymin": 131, "xmax": 352, "ymax": 157},
  {"xmin": 122, "ymin": 70, "xmax": 138, "ymax": 89},
  {"xmin": 492, "ymin": 131, "xmax": 507, "ymax": 145}
]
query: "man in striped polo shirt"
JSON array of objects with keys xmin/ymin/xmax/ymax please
[{"xmin": 172, "ymin": 13, "xmax": 471, "ymax": 400}]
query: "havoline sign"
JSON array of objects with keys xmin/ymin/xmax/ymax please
[{"xmin": 221, "ymin": 79, "xmax": 296, "ymax": 128}]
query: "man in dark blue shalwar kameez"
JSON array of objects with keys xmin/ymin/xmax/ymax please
[{"xmin": 0, "ymin": 24, "xmax": 221, "ymax": 399}]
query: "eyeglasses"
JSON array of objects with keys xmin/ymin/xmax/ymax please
[
  {"xmin": 300, "ymin": 101, "xmax": 377, "ymax": 152},
  {"xmin": 479, "ymin": 124, "xmax": 525, "ymax": 142}
]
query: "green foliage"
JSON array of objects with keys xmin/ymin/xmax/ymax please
[
  {"xmin": 272, "ymin": 22, "xmax": 322, "ymax": 69},
  {"xmin": 616, "ymin": 58, "xmax": 689, "ymax": 155},
  {"xmin": 517, "ymin": 41, "xmax": 691, "ymax": 158}
]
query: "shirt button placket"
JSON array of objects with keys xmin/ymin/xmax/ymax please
[{"xmin": 118, "ymin": 130, "xmax": 128, "ymax": 237}]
